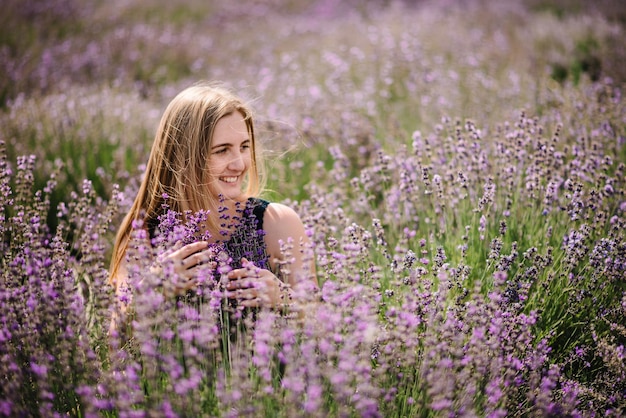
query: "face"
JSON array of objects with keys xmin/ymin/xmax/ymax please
[{"xmin": 207, "ymin": 111, "xmax": 252, "ymax": 201}]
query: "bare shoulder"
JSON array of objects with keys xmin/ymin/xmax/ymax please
[
  {"xmin": 263, "ymin": 202, "xmax": 306, "ymax": 236},
  {"xmin": 265, "ymin": 202, "xmax": 301, "ymax": 220},
  {"xmin": 263, "ymin": 202, "xmax": 317, "ymax": 286},
  {"xmin": 263, "ymin": 202, "xmax": 308, "ymax": 255}
]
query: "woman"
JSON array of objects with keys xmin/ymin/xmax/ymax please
[{"xmin": 108, "ymin": 82, "xmax": 317, "ymax": 326}]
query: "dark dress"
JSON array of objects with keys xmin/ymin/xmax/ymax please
[
  {"xmin": 221, "ymin": 197, "xmax": 270, "ymax": 271},
  {"xmin": 217, "ymin": 197, "xmax": 270, "ymax": 342}
]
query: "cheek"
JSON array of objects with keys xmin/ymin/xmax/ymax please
[
  {"xmin": 243, "ymin": 150, "xmax": 253, "ymax": 166},
  {"xmin": 206, "ymin": 157, "xmax": 224, "ymax": 174}
]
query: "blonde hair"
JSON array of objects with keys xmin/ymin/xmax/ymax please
[{"xmin": 109, "ymin": 82, "xmax": 263, "ymax": 285}]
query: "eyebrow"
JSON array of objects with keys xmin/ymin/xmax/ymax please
[{"xmin": 211, "ymin": 139, "xmax": 251, "ymax": 150}]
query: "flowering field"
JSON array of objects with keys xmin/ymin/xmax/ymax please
[{"xmin": 1, "ymin": 0, "xmax": 625, "ymax": 416}]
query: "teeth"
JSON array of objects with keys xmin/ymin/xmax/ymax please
[{"xmin": 221, "ymin": 177, "xmax": 238, "ymax": 183}]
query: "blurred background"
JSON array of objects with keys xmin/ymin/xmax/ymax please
[{"xmin": 1, "ymin": 0, "xmax": 625, "ymax": 217}]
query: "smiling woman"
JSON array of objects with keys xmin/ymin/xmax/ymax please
[{"xmin": 108, "ymin": 81, "xmax": 318, "ymax": 333}]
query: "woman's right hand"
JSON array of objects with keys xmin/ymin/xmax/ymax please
[{"xmin": 155, "ymin": 241, "xmax": 217, "ymax": 295}]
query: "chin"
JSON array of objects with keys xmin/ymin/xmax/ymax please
[{"xmin": 216, "ymin": 189, "xmax": 245, "ymax": 202}]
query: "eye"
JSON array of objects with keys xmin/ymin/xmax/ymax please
[{"xmin": 212, "ymin": 147, "xmax": 228, "ymax": 155}]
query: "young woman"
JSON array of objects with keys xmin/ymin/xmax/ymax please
[{"xmin": 108, "ymin": 82, "xmax": 317, "ymax": 324}]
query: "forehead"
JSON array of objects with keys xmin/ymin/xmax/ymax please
[{"xmin": 212, "ymin": 112, "xmax": 249, "ymax": 144}]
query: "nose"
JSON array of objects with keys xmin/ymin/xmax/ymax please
[{"xmin": 228, "ymin": 151, "xmax": 245, "ymax": 171}]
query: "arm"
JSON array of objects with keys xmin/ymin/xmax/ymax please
[{"xmin": 263, "ymin": 202, "xmax": 317, "ymax": 288}]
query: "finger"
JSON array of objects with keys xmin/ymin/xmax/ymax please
[
  {"xmin": 188, "ymin": 260, "xmax": 217, "ymax": 272},
  {"xmin": 227, "ymin": 288, "xmax": 258, "ymax": 301},
  {"xmin": 240, "ymin": 290, "xmax": 273, "ymax": 307},
  {"xmin": 239, "ymin": 298, "xmax": 263, "ymax": 308},
  {"xmin": 178, "ymin": 243, "xmax": 212, "ymax": 269},
  {"xmin": 226, "ymin": 278, "xmax": 252, "ymax": 290},
  {"xmin": 161, "ymin": 242, "xmax": 206, "ymax": 270},
  {"xmin": 197, "ymin": 246, "xmax": 217, "ymax": 259},
  {"xmin": 228, "ymin": 265, "xmax": 261, "ymax": 279},
  {"xmin": 158, "ymin": 240, "xmax": 183, "ymax": 261},
  {"xmin": 175, "ymin": 241, "xmax": 209, "ymax": 259},
  {"xmin": 169, "ymin": 242, "xmax": 209, "ymax": 268},
  {"xmin": 175, "ymin": 266, "xmax": 193, "ymax": 280},
  {"xmin": 182, "ymin": 252, "xmax": 205, "ymax": 270},
  {"xmin": 240, "ymin": 258, "xmax": 261, "ymax": 273},
  {"xmin": 227, "ymin": 268, "xmax": 247, "ymax": 280}
]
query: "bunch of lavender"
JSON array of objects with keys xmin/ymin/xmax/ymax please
[{"xmin": 0, "ymin": 140, "xmax": 118, "ymax": 416}]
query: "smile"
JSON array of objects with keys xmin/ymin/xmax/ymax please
[{"xmin": 220, "ymin": 176, "xmax": 238, "ymax": 183}]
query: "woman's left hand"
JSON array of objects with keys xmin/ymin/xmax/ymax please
[{"xmin": 226, "ymin": 258, "xmax": 285, "ymax": 308}]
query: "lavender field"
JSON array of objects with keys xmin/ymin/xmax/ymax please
[{"xmin": 1, "ymin": 0, "xmax": 625, "ymax": 416}]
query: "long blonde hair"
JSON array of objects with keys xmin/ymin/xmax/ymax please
[{"xmin": 109, "ymin": 82, "xmax": 263, "ymax": 285}]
